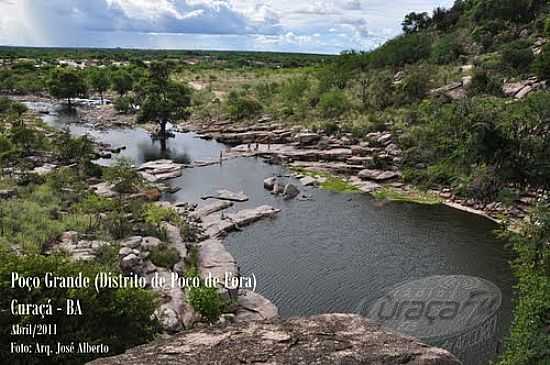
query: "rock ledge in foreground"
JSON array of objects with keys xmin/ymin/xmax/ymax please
[{"xmin": 87, "ymin": 314, "xmax": 461, "ymax": 365}]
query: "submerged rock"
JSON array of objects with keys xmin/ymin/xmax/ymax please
[{"xmin": 87, "ymin": 314, "xmax": 461, "ymax": 365}]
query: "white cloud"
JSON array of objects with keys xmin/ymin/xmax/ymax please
[{"xmin": 0, "ymin": 0, "xmax": 455, "ymax": 53}]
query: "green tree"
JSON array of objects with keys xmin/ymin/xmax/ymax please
[
  {"xmin": 138, "ymin": 63, "xmax": 192, "ymax": 151},
  {"xmin": 47, "ymin": 68, "xmax": 87, "ymax": 108},
  {"xmin": 111, "ymin": 69, "xmax": 134, "ymax": 96},
  {"xmin": 402, "ymin": 12, "xmax": 430, "ymax": 33},
  {"xmin": 88, "ymin": 68, "xmax": 110, "ymax": 104}
]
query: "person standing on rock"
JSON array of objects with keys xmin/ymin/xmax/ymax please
[{"xmin": 219, "ymin": 151, "xmax": 223, "ymax": 166}]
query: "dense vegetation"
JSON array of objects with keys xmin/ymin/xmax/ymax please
[{"xmin": 0, "ymin": 99, "xmax": 176, "ymax": 363}]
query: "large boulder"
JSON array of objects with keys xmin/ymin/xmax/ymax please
[
  {"xmin": 263, "ymin": 177, "xmax": 277, "ymax": 190},
  {"xmin": 282, "ymin": 183, "xmax": 300, "ymax": 200},
  {"xmin": 87, "ymin": 314, "xmax": 461, "ymax": 365},
  {"xmin": 235, "ymin": 290, "xmax": 279, "ymax": 322}
]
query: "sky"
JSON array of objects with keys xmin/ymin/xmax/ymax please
[{"xmin": 0, "ymin": 0, "xmax": 454, "ymax": 54}]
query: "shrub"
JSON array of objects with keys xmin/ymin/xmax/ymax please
[
  {"xmin": 143, "ymin": 204, "xmax": 178, "ymax": 240},
  {"xmin": 545, "ymin": 17, "xmax": 550, "ymax": 37},
  {"xmin": 319, "ymin": 120, "xmax": 340, "ymax": 135},
  {"xmin": 532, "ymin": 45, "xmax": 550, "ymax": 80},
  {"xmin": 104, "ymin": 158, "xmax": 142, "ymax": 194},
  {"xmin": 369, "ymin": 33, "xmax": 432, "ymax": 68},
  {"xmin": 453, "ymin": 164, "xmax": 500, "ymax": 201},
  {"xmin": 103, "ymin": 207, "xmax": 132, "ymax": 240},
  {"xmin": 431, "ymin": 35, "xmax": 463, "ymax": 64},
  {"xmin": 468, "ymin": 70, "xmax": 502, "ymax": 96},
  {"xmin": 149, "ymin": 243, "xmax": 181, "ymax": 269},
  {"xmin": 114, "ymin": 96, "xmax": 134, "ymax": 114},
  {"xmin": 225, "ymin": 91, "xmax": 263, "ymax": 121},
  {"xmin": 501, "ymin": 41, "xmax": 534, "ymax": 73},
  {"xmin": 497, "ymin": 205, "xmax": 550, "ymax": 365},
  {"xmin": 188, "ymin": 286, "xmax": 226, "ymax": 323},
  {"xmin": 0, "ymin": 252, "xmax": 159, "ymax": 364},
  {"xmin": 398, "ymin": 69, "xmax": 430, "ymax": 104},
  {"xmin": 318, "ymin": 90, "xmax": 349, "ymax": 118},
  {"xmin": 472, "ymin": 0, "xmax": 545, "ymax": 23},
  {"xmin": 365, "ymin": 80, "xmax": 395, "ymax": 112}
]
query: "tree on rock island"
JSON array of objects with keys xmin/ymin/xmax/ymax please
[
  {"xmin": 47, "ymin": 68, "xmax": 87, "ymax": 109},
  {"xmin": 138, "ymin": 62, "xmax": 191, "ymax": 152}
]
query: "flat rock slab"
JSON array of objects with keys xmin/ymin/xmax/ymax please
[
  {"xmin": 201, "ymin": 189, "xmax": 249, "ymax": 202},
  {"xmin": 190, "ymin": 201, "xmax": 233, "ymax": 219},
  {"xmin": 138, "ymin": 160, "xmax": 183, "ymax": 182},
  {"xmin": 198, "ymin": 239, "xmax": 238, "ymax": 284},
  {"xmin": 225, "ymin": 205, "xmax": 280, "ymax": 226},
  {"xmin": 358, "ymin": 169, "xmax": 400, "ymax": 181},
  {"xmin": 32, "ymin": 163, "xmax": 57, "ymax": 176},
  {"xmin": 87, "ymin": 314, "xmax": 461, "ymax": 365},
  {"xmin": 201, "ymin": 205, "xmax": 280, "ymax": 238}
]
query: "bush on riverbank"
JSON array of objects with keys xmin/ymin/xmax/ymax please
[
  {"xmin": 0, "ymin": 252, "xmax": 159, "ymax": 365},
  {"xmin": 149, "ymin": 243, "xmax": 180, "ymax": 269},
  {"xmin": 498, "ymin": 205, "xmax": 550, "ymax": 365}
]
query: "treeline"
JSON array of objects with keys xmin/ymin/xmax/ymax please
[{"xmin": 0, "ymin": 46, "xmax": 330, "ymax": 70}]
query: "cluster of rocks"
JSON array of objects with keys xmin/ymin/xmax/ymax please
[
  {"xmin": 48, "ymin": 231, "xmax": 110, "ymax": 261},
  {"xmin": 95, "ymin": 143, "xmax": 126, "ymax": 159},
  {"xmin": 429, "ymin": 77, "xmax": 472, "ymax": 100},
  {"xmin": 138, "ymin": 197, "xmax": 280, "ymax": 331},
  {"xmin": 263, "ymin": 177, "xmax": 301, "ymax": 200},
  {"xmin": 502, "ymin": 77, "xmax": 547, "ymax": 99},
  {"xmin": 88, "ymin": 313, "xmax": 461, "ymax": 365},
  {"xmin": 183, "ymin": 114, "xmax": 544, "ymax": 226}
]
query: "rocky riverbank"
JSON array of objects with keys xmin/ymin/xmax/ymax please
[
  {"xmin": 57, "ymin": 178, "xmax": 282, "ymax": 332},
  {"xmin": 180, "ymin": 116, "xmax": 545, "ymax": 227}
]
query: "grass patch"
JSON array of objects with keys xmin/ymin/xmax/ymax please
[
  {"xmin": 291, "ymin": 167, "xmax": 359, "ymax": 193},
  {"xmin": 372, "ymin": 187, "xmax": 442, "ymax": 205}
]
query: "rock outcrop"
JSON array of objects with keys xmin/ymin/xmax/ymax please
[
  {"xmin": 87, "ymin": 314, "xmax": 461, "ymax": 365},
  {"xmin": 138, "ymin": 160, "xmax": 184, "ymax": 182}
]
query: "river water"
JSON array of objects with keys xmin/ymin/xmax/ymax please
[{"xmin": 36, "ymin": 104, "xmax": 515, "ymax": 364}]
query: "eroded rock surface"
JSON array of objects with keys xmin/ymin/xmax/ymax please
[{"xmin": 87, "ymin": 314, "xmax": 461, "ymax": 365}]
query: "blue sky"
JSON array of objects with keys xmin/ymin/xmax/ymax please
[{"xmin": 0, "ymin": 0, "xmax": 454, "ymax": 54}]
